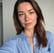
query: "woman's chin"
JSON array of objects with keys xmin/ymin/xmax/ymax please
[{"xmin": 25, "ymin": 26, "xmax": 34, "ymax": 30}]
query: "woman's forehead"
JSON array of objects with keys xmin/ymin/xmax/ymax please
[{"xmin": 17, "ymin": 2, "xmax": 34, "ymax": 12}]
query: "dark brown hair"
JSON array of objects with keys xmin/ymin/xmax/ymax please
[{"xmin": 13, "ymin": 0, "xmax": 48, "ymax": 48}]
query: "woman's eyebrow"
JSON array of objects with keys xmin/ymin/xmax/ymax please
[
  {"xmin": 27, "ymin": 9, "xmax": 34, "ymax": 11},
  {"xmin": 18, "ymin": 9, "xmax": 34, "ymax": 13},
  {"xmin": 18, "ymin": 11, "xmax": 24, "ymax": 13}
]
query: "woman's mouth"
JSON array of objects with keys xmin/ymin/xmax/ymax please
[{"xmin": 25, "ymin": 23, "xmax": 31, "ymax": 26}]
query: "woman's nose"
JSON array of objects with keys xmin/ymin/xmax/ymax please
[{"xmin": 25, "ymin": 14, "xmax": 30, "ymax": 21}]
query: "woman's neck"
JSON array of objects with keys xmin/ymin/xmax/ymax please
[{"xmin": 24, "ymin": 29, "xmax": 34, "ymax": 38}]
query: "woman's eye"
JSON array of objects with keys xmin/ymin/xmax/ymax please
[
  {"xmin": 29, "ymin": 11, "xmax": 35, "ymax": 14},
  {"xmin": 18, "ymin": 14, "xmax": 24, "ymax": 17}
]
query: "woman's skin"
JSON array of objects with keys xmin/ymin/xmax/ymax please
[{"xmin": 18, "ymin": 2, "xmax": 38, "ymax": 50}]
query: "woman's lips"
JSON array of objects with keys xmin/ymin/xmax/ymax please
[{"xmin": 25, "ymin": 23, "xmax": 31, "ymax": 26}]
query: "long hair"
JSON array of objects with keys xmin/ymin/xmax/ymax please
[{"xmin": 13, "ymin": 0, "xmax": 48, "ymax": 48}]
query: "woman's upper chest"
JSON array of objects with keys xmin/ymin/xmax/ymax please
[{"xmin": 16, "ymin": 37, "xmax": 50, "ymax": 53}]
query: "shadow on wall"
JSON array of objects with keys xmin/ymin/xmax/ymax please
[{"xmin": 0, "ymin": 2, "xmax": 3, "ymax": 46}]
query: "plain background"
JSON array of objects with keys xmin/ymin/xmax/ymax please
[{"xmin": 1, "ymin": 0, "xmax": 54, "ymax": 42}]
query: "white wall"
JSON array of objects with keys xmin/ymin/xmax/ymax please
[
  {"xmin": 3, "ymin": 0, "xmax": 16, "ymax": 42},
  {"xmin": 3, "ymin": 0, "xmax": 54, "ymax": 42},
  {"xmin": 0, "ymin": 0, "xmax": 2, "ymax": 3}
]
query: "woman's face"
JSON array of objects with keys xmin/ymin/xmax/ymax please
[{"xmin": 17, "ymin": 2, "xmax": 37, "ymax": 30}]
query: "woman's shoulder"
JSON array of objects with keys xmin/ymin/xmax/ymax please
[
  {"xmin": 46, "ymin": 31, "xmax": 54, "ymax": 38},
  {"xmin": 2, "ymin": 32, "xmax": 23, "ymax": 47},
  {"xmin": 46, "ymin": 31, "xmax": 54, "ymax": 44},
  {"xmin": 0, "ymin": 33, "xmax": 23, "ymax": 53}
]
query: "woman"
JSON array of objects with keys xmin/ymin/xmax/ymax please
[{"xmin": 0, "ymin": 0, "xmax": 54, "ymax": 53}]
